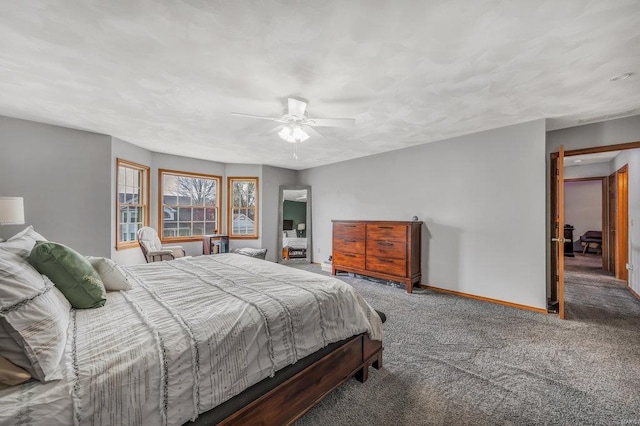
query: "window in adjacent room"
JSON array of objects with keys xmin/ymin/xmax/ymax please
[
  {"xmin": 116, "ymin": 159, "xmax": 150, "ymax": 250},
  {"xmin": 228, "ymin": 177, "xmax": 259, "ymax": 239},
  {"xmin": 159, "ymin": 169, "xmax": 221, "ymax": 241}
]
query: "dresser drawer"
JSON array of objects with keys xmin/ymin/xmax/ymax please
[
  {"xmin": 367, "ymin": 239, "xmax": 407, "ymax": 259},
  {"xmin": 334, "ymin": 237, "xmax": 365, "ymax": 254},
  {"xmin": 366, "ymin": 224, "xmax": 407, "ymax": 242},
  {"xmin": 366, "ymin": 256, "xmax": 407, "ymax": 277},
  {"xmin": 334, "ymin": 222, "xmax": 366, "ymax": 240},
  {"xmin": 333, "ymin": 252, "xmax": 365, "ymax": 270}
]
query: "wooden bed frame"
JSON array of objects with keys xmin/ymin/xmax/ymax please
[{"xmin": 194, "ymin": 334, "xmax": 382, "ymax": 425}]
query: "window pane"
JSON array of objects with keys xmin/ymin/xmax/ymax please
[
  {"xmin": 117, "ymin": 161, "xmax": 149, "ymax": 246},
  {"xmin": 160, "ymin": 171, "xmax": 220, "ymax": 239},
  {"xmin": 205, "ymin": 222, "xmax": 217, "ymax": 235},
  {"xmin": 229, "ymin": 178, "xmax": 258, "ymax": 237}
]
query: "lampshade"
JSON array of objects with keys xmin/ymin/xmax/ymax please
[
  {"xmin": 297, "ymin": 223, "xmax": 306, "ymax": 231},
  {"xmin": 0, "ymin": 197, "xmax": 25, "ymax": 225}
]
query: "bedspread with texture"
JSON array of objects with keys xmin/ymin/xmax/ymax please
[{"xmin": 0, "ymin": 254, "xmax": 382, "ymax": 426}]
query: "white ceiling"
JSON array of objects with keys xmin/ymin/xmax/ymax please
[
  {"xmin": 283, "ymin": 189, "xmax": 308, "ymax": 202},
  {"xmin": 1, "ymin": 1, "xmax": 639, "ymax": 170}
]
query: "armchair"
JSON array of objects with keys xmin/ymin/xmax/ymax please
[
  {"xmin": 579, "ymin": 230, "xmax": 602, "ymax": 254},
  {"xmin": 137, "ymin": 227, "xmax": 186, "ymax": 263}
]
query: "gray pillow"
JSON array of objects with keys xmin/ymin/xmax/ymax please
[{"xmin": 231, "ymin": 248, "xmax": 268, "ymax": 260}]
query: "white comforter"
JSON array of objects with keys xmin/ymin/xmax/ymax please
[
  {"xmin": 283, "ymin": 237, "xmax": 307, "ymax": 249},
  {"xmin": 0, "ymin": 254, "xmax": 382, "ymax": 426}
]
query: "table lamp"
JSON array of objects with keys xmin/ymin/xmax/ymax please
[
  {"xmin": 0, "ymin": 197, "xmax": 25, "ymax": 225},
  {"xmin": 297, "ymin": 223, "xmax": 305, "ymax": 237}
]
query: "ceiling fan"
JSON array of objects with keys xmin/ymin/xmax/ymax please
[{"xmin": 231, "ymin": 98, "xmax": 355, "ymax": 144}]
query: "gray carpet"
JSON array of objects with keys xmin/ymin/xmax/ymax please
[{"xmin": 287, "ymin": 263, "xmax": 640, "ymax": 425}]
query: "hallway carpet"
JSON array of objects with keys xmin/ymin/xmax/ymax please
[
  {"xmin": 290, "ymin": 264, "xmax": 640, "ymax": 426},
  {"xmin": 564, "ymin": 253, "xmax": 640, "ymax": 326}
]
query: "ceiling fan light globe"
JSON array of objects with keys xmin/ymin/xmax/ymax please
[
  {"xmin": 292, "ymin": 127, "xmax": 308, "ymax": 141},
  {"xmin": 278, "ymin": 126, "xmax": 292, "ymax": 141}
]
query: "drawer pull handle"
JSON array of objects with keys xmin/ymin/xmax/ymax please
[
  {"xmin": 345, "ymin": 225, "xmax": 356, "ymax": 228},
  {"xmin": 343, "ymin": 254, "xmax": 356, "ymax": 258},
  {"xmin": 378, "ymin": 242, "xmax": 393, "ymax": 246},
  {"xmin": 380, "ymin": 259, "xmax": 394, "ymax": 263},
  {"xmin": 378, "ymin": 226, "xmax": 393, "ymax": 229}
]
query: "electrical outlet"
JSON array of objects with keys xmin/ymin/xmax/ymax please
[
  {"xmin": 626, "ymin": 263, "xmax": 633, "ymax": 271},
  {"xmin": 317, "ymin": 248, "xmax": 321, "ymax": 253}
]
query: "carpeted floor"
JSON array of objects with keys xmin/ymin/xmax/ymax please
[
  {"xmin": 564, "ymin": 253, "xmax": 640, "ymax": 327},
  {"xmin": 288, "ymin": 262, "xmax": 640, "ymax": 425}
]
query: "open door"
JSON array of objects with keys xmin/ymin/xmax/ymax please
[{"xmin": 550, "ymin": 146, "xmax": 566, "ymax": 318}]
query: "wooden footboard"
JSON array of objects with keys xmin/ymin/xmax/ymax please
[{"xmin": 218, "ymin": 334, "xmax": 382, "ymax": 425}]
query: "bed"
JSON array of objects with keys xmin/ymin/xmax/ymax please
[
  {"xmin": 0, "ymin": 238, "xmax": 383, "ymax": 426},
  {"xmin": 282, "ymin": 236, "xmax": 308, "ymax": 260}
]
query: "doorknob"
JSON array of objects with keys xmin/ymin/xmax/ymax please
[{"xmin": 552, "ymin": 237, "xmax": 566, "ymax": 243}]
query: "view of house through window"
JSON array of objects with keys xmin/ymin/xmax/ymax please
[
  {"xmin": 160, "ymin": 170, "xmax": 221, "ymax": 240},
  {"xmin": 116, "ymin": 159, "xmax": 149, "ymax": 249},
  {"xmin": 228, "ymin": 177, "xmax": 258, "ymax": 238}
]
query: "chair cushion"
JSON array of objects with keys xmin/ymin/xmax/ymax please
[
  {"xmin": 580, "ymin": 230, "xmax": 602, "ymax": 243},
  {"xmin": 28, "ymin": 241, "xmax": 106, "ymax": 309},
  {"xmin": 138, "ymin": 227, "xmax": 163, "ymax": 252}
]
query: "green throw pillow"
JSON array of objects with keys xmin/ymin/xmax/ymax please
[{"xmin": 28, "ymin": 241, "xmax": 106, "ymax": 309}]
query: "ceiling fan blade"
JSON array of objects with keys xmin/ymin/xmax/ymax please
[
  {"xmin": 307, "ymin": 118, "xmax": 355, "ymax": 128},
  {"xmin": 231, "ymin": 112, "xmax": 282, "ymax": 122},
  {"xmin": 288, "ymin": 98, "xmax": 307, "ymax": 118},
  {"xmin": 304, "ymin": 126, "xmax": 323, "ymax": 139}
]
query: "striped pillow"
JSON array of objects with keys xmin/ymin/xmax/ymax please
[{"xmin": 0, "ymin": 279, "xmax": 70, "ymax": 382}]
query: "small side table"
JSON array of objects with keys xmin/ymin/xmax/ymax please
[{"xmin": 203, "ymin": 235, "xmax": 229, "ymax": 255}]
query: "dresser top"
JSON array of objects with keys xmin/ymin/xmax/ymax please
[{"xmin": 332, "ymin": 220, "xmax": 423, "ymax": 225}]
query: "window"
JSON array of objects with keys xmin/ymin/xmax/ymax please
[
  {"xmin": 159, "ymin": 169, "xmax": 221, "ymax": 241},
  {"xmin": 116, "ymin": 159, "xmax": 150, "ymax": 250},
  {"xmin": 228, "ymin": 177, "xmax": 259, "ymax": 239}
]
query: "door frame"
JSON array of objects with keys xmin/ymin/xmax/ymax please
[
  {"xmin": 550, "ymin": 141, "xmax": 638, "ymax": 317},
  {"xmin": 615, "ymin": 165, "xmax": 629, "ymax": 281}
]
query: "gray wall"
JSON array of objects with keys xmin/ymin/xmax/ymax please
[
  {"xmin": 547, "ymin": 115, "xmax": 640, "ymax": 152},
  {"xmin": 0, "ymin": 116, "xmax": 112, "ymax": 256},
  {"xmin": 610, "ymin": 149, "xmax": 640, "ymax": 297},
  {"xmin": 547, "ymin": 115, "xmax": 640, "ymax": 297},
  {"xmin": 299, "ymin": 120, "xmax": 548, "ymax": 309},
  {"xmin": 111, "ymin": 137, "xmax": 153, "ymax": 264},
  {"xmin": 564, "ymin": 180, "xmax": 602, "ymax": 249},
  {"xmin": 1, "ymin": 115, "xmax": 288, "ymax": 265},
  {"xmin": 262, "ymin": 166, "xmax": 297, "ymax": 262}
]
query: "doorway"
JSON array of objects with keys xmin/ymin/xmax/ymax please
[{"xmin": 550, "ymin": 143, "xmax": 635, "ymax": 319}]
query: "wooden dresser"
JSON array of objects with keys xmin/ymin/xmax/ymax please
[{"xmin": 332, "ymin": 220, "xmax": 422, "ymax": 293}]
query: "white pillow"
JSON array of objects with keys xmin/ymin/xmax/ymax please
[
  {"xmin": 0, "ymin": 245, "xmax": 46, "ymax": 309},
  {"xmin": 285, "ymin": 230, "xmax": 297, "ymax": 238},
  {"xmin": 0, "ymin": 279, "xmax": 70, "ymax": 382},
  {"xmin": 1, "ymin": 226, "xmax": 47, "ymax": 259},
  {"xmin": 86, "ymin": 257, "xmax": 133, "ymax": 291}
]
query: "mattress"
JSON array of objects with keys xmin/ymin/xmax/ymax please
[{"xmin": 0, "ymin": 254, "xmax": 382, "ymax": 426}]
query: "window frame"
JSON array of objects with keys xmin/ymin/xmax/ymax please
[
  {"xmin": 116, "ymin": 158, "xmax": 150, "ymax": 250},
  {"xmin": 227, "ymin": 176, "xmax": 259, "ymax": 239},
  {"xmin": 158, "ymin": 169, "xmax": 222, "ymax": 243}
]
